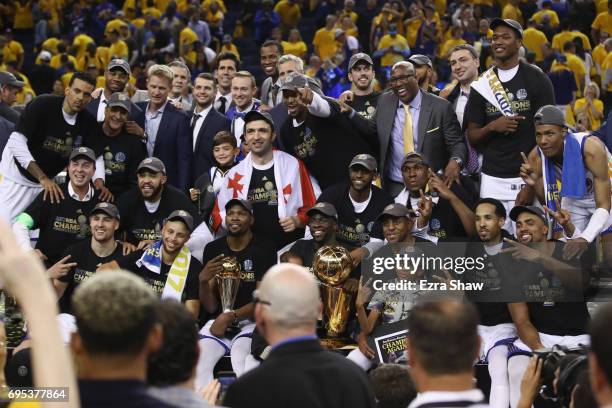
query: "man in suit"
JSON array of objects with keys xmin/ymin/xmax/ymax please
[
  {"xmin": 191, "ymin": 72, "xmax": 230, "ymax": 180},
  {"xmin": 407, "ymin": 300, "xmax": 489, "ymax": 408},
  {"xmin": 259, "ymin": 40, "xmax": 283, "ymax": 109},
  {"xmin": 135, "ymin": 64, "xmax": 192, "ymax": 192},
  {"xmin": 223, "ymin": 263, "xmax": 376, "ymax": 408},
  {"xmin": 86, "ymin": 59, "xmax": 144, "ymax": 135},
  {"xmin": 213, "ymin": 52, "xmax": 239, "ymax": 114},
  {"xmin": 346, "ymin": 61, "xmax": 466, "ymax": 197}
]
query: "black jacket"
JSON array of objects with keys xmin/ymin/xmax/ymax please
[{"xmin": 224, "ymin": 338, "xmax": 376, "ymax": 408}]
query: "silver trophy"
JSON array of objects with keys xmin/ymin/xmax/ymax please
[{"xmin": 216, "ymin": 256, "xmax": 241, "ymax": 313}]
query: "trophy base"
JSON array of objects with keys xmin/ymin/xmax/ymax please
[{"xmin": 319, "ymin": 336, "xmax": 356, "ymax": 350}]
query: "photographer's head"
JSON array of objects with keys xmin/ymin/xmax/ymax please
[
  {"xmin": 589, "ymin": 302, "xmax": 612, "ymax": 406},
  {"xmin": 369, "ymin": 364, "xmax": 416, "ymax": 408},
  {"xmin": 254, "ymin": 264, "xmax": 321, "ymax": 346},
  {"xmin": 407, "ymin": 300, "xmax": 480, "ymax": 391},
  {"xmin": 71, "ymin": 270, "xmax": 162, "ymax": 378},
  {"xmin": 147, "ymin": 299, "xmax": 199, "ymax": 387}
]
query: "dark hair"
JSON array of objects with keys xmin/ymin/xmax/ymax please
[
  {"xmin": 69, "ymin": 71, "xmax": 96, "ymax": 87},
  {"xmin": 563, "ymin": 41, "xmax": 575, "ymax": 52},
  {"xmin": 450, "ymin": 44, "xmax": 478, "ymax": 60},
  {"xmin": 147, "ymin": 300, "xmax": 199, "ymax": 386},
  {"xmin": 215, "ymin": 51, "xmax": 240, "ymax": 70},
  {"xmin": 369, "ymin": 364, "xmax": 416, "ymax": 408},
  {"xmin": 261, "ymin": 40, "xmax": 284, "ymax": 55},
  {"xmin": 212, "ymin": 130, "xmax": 237, "ymax": 148},
  {"xmin": 196, "ymin": 72, "xmax": 215, "ymax": 84},
  {"xmin": 407, "ymin": 300, "xmax": 480, "ymax": 375},
  {"xmin": 572, "ymin": 370, "xmax": 598, "ymax": 408},
  {"xmin": 589, "ymin": 302, "xmax": 612, "ymax": 384},
  {"xmin": 475, "ymin": 198, "xmax": 507, "ymax": 219}
]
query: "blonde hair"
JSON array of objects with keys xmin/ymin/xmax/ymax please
[
  {"xmin": 147, "ymin": 64, "xmax": 174, "ymax": 86},
  {"xmin": 232, "ymin": 70, "xmax": 257, "ymax": 88},
  {"xmin": 584, "ymin": 82, "xmax": 600, "ymax": 99}
]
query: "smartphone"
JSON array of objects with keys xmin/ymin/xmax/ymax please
[{"xmin": 217, "ymin": 371, "xmax": 237, "ymax": 403}]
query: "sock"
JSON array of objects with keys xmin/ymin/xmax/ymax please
[
  {"xmin": 195, "ymin": 338, "xmax": 226, "ymax": 389},
  {"xmin": 230, "ymin": 336, "xmax": 253, "ymax": 377},
  {"xmin": 488, "ymin": 346, "xmax": 510, "ymax": 408},
  {"xmin": 508, "ymin": 355, "xmax": 531, "ymax": 408}
]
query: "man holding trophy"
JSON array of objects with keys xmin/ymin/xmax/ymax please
[{"xmin": 196, "ymin": 198, "xmax": 276, "ymax": 389}]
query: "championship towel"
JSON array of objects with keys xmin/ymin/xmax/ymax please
[
  {"xmin": 471, "ymin": 68, "xmax": 515, "ymax": 116},
  {"xmin": 539, "ymin": 133, "xmax": 588, "ymax": 213},
  {"xmin": 136, "ymin": 240, "xmax": 192, "ymax": 301}
]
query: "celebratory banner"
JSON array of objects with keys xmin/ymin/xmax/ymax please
[{"xmin": 471, "ymin": 68, "xmax": 515, "ymax": 116}]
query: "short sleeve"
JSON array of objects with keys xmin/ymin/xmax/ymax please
[
  {"xmin": 464, "ymin": 90, "xmax": 487, "ymax": 127},
  {"xmin": 15, "ymin": 97, "xmax": 46, "ymax": 140},
  {"xmin": 116, "ymin": 249, "xmax": 144, "ymax": 271},
  {"xmin": 185, "ymin": 258, "xmax": 202, "ymax": 300}
]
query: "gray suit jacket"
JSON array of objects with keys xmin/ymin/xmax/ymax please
[
  {"xmin": 260, "ymin": 76, "xmax": 274, "ymax": 106},
  {"xmin": 349, "ymin": 90, "xmax": 466, "ymax": 177}
]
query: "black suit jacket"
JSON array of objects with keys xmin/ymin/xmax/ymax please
[
  {"xmin": 224, "ymin": 339, "xmax": 376, "ymax": 408},
  {"xmin": 86, "ymin": 96, "xmax": 144, "ymax": 126},
  {"xmin": 191, "ymin": 107, "xmax": 230, "ymax": 180},
  {"xmin": 349, "ymin": 90, "xmax": 466, "ymax": 177},
  {"xmin": 135, "ymin": 101, "xmax": 193, "ymax": 191}
]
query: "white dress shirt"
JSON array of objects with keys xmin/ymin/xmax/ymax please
[
  {"xmin": 192, "ymin": 104, "xmax": 213, "ymax": 151},
  {"xmin": 214, "ymin": 91, "xmax": 231, "ymax": 113},
  {"xmin": 96, "ymin": 92, "xmax": 108, "ymax": 122}
]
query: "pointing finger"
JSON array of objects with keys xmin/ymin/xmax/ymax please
[{"xmin": 520, "ymin": 152, "xmax": 529, "ymax": 164}]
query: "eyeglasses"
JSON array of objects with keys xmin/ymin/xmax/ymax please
[
  {"xmin": 389, "ymin": 74, "xmax": 415, "ymax": 85},
  {"xmin": 252, "ymin": 289, "xmax": 271, "ymax": 306}
]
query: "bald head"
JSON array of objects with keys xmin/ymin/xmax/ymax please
[{"xmin": 258, "ymin": 263, "xmax": 321, "ymax": 330}]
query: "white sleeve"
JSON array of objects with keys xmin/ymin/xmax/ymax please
[
  {"xmin": 12, "ymin": 220, "xmax": 33, "ymax": 251},
  {"xmin": 578, "ymin": 207, "xmax": 610, "ymax": 242},
  {"xmin": 94, "ymin": 155, "xmax": 105, "ymax": 183},
  {"xmin": 307, "ymin": 92, "xmax": 332, "ymax": 118},
  {"xmin": 7, "ymin": 131, "xmax": 35, "ymax": 169},
  {"xmin": 186, "ymin": 222, "xmax": 214, "ymax": 264}
]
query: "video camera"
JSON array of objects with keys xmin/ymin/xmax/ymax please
[{"xmin": 533, "ymin": 345, "xmax": 588, "ymax": 407}]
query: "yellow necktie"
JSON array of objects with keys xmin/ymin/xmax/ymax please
[{"xmin": 403, "ymin": 104, "xmax": 414, "ymax": 154}]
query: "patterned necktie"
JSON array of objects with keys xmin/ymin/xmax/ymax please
[{"xmin": 403, "ymin": 104, "xmax": 414, "ymax": 154}]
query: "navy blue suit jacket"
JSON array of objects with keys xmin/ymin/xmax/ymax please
[
  {"xmin": 135, "ymin": 101, "xmax": 192, "ymax": 191},
  {"xmin": 192, "ymin": 108, "xmax": 230, "ymax": 180},
  {"xmin": 86, "ymin": 96, "xmax": 145, "ymax": 126}
]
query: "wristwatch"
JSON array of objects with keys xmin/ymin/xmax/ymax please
[{"xmin": 451, "ymin": 157, "xmax": 463, "ymax": 168}]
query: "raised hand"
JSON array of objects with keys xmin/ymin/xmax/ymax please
[{"xmin": 519, "ymin": 152, "xmax": 537, "ymax": 187}]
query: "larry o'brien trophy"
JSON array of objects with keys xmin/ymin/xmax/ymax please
[
  {"xmin": 311, "ymin": 245, "xmax": 354, "ymax": 348},
  {"xmin": 216, "ymin": 255, "xmax": 241, "ymax": 336}
]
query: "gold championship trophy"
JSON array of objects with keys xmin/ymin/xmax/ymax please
[
  {"xmin": 312, "ymin": 245, "xmax": 354, "ymax": 349},
  {"xmin": 216, "ymin": 256, "xmax": 242, "ymax": 336}
]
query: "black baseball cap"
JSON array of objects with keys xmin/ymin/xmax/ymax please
[
  {"xmin": 166, "ymin": 210, "xmax": 194, "ymax": 231},
  {"xmin": 244, "ymin": 110, "xmax": 275, "ymax": 132},
  {"xmin": 307, "ymin": 202, "xmax": 338, "ymax": 220},
  {"xmin": 376, "ymin": 203, "xmax": 418, "ymax": 221},
  {"xmin": 69, "ymin": 146, "xmax": 96, "ymax": 163},
  {"xmin": 226, "ymin": 198, "xmax": 253, "ymax": 214},
  {"xmin": 509, "ymin": 205, "xmax": 547, "ymax": 224},
  {"xmin": 349, "ymin": 153, "xmax": 377, "ymax": 171},
  {"xmin": 0, "ymin": 71, "xmax": 24, "ymax": 88},
  {"xmin": 107, "ymin": 92, "xmax": 131, "ymax": 113},
  {"xmin": 280, "ymin": 73, "xmax": 309, "ymax": 92},
  {"xmin": 534, "ymin": 105, "xmax": 566, "ymax": 128},
  {"xmin": 90, "ymin": 202, "xmax": 120, "ymax": 220},
  {"xmin": 490, "ymin": 18, "xmax": 523, "ymax": 38},
  {"xmin": 137, "ymin": 157, "xmax": 166, "ymax": 174},
  {"xmin": 408, "ymin": 54, "xmax": 433, "ymax": 69},
  {"xmin": 348, "ymin": 53, "xmax": 373, "ymax": 71},
  {"xmin": 107, "ymin": 58, "xmax": 131, "ymax": 75},
  {"xmin": 401, "ymin": 152, "xmax": 430, "ymax": 168}
]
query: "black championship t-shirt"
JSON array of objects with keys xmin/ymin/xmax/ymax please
[
  {"xmin": 280, "ymin": 101, "xmax": 377, "ymax": 189},
  {"xmin": 25, "ymin": 183, "xmax": 100, "ymax": 266},
  {"xmin": 117, "ymin": 185, "xmax": 199, "ymax": 244},
  {"xmin": 247, "ymin": 164, "xmax": 304, "ymax": 249},
  {"xmin": 58, "ymin": 239, "xmax": 124, "ymax": 313},
  {"xmin": 402, "ymin": 183, "xmax": 476, "ymax": 242},
  {"xmin": 117, "ymin": 248, "xmax": 201, "ymax": 301},
  {"xmin": 318, "ymin": 183, "xmax": 393, "ymax": 249},
  {"xmin": 16, "ymin": 95, "xmax": 97, "ymax": 182},
  {"xmin": 202, "ymin": 235, "xmax": 275, "ymax": 312},
  {"xmin": 91, "ymin": 125, "xmax": 147, "ymax": 197},
  {"xmin": 503, "ymin": 241, "xmax": 589, "ymax": 336},
  {"xmin": 463, "ymin": 234, "xmax": 514, "ymax": 326},
  {"xmin": 463, "ymin": 63, "xmax": 554, "ymax": 178},
  {"xmin": 349, "ymin": 92, "xmax": 380, "ymax": 121}
]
